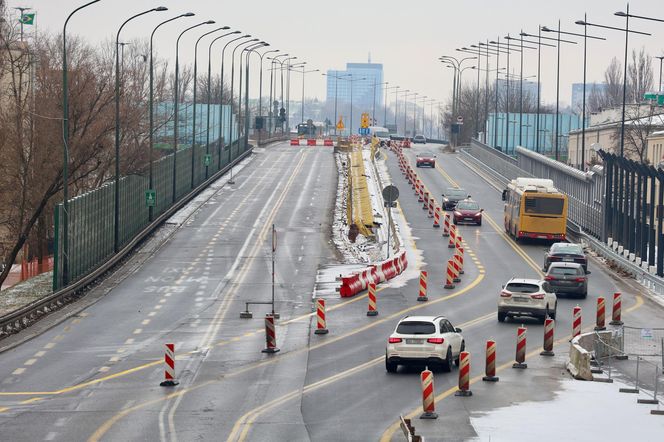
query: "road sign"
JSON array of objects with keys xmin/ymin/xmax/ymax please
[
  {"xmin": 337, "ymin": 116, "xmax": 345, "ymax": 130},
  {"xmin": 204, "ymin": 154, "xmax": 212, "ymax": 166},
  {"xmin": 359, "ymin": 127, "xmax": 370, "ymax": 135},
  {"xmin": 382, "ymin": 185, "xmax": 399, "ymax": 203},
  {"xmin": 145, "ymin": 189, "xmax": 156, "ymax": 208},
  {"xmin": 361, "ymin": 112, "xmax": 370, "ymax": 129}
]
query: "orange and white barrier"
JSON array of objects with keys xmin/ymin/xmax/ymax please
[
  {"xmin": 290, "ymin": 138, "xmax": 335, "ymax": 146},
  {"xmin": 160, "ymin": 343, "xmax": 179, "ymax": 387},
  {"xmin": 572, "ymin": 305, "xmax": 582, "ymax": 338},
  {"xmin": 455, "ymin": 351, "xmax": 472, "ymax": 397},
  {"xmin": 339, "ymin": 250, "xmax": 408, "ymax": 298},
  {"xmin": 456, "ymin": 246, "xmax": 464, "ymax": 275},
  {"xmin": 262, "ymin": 314, "xmax": 280, "ymax": 353},
  {"xmin": 416, "ymin": 181, "xmax": 423, "ymax": 200},
  {"xmin": 455, "ymin": 233, "xmax": 463, "ymax": 251},
  {"xmin": 452, "ymin": 253, "xmax": 462, "ymax": 283},
  {"xmin": 595, "ymin": 297, "xmax": 606, "ymax": 331},
  {"xmin": 433, "ymin": 206, "xmax": 441, "ymax": 228},
  {"xmin": 367, "ymin": 282, "xmax": 378, "ymax": 316},
  {"xmin": 442, "ymin": 213, "xmax": 451, "ymax": 237},
  {"xmin": 610, "ymin": 292, "xmax": 623, "ymax": 325},
  {"xmin": 444, "ymin": 259, "xmax": 456, "ymax": 289},
  {"xmin": 482, "ymin": 340, "xmax": 499, "ymax": 382},
  {"xmin": 314, "ymin": 298, "xmax": 329, "ymax": 335},
  {"xmin": 541, "ymin": 318, "xmax": 555, "ymax": 356},
  {"xmin": 448, "ymin": 224, "xmax": 457, "ymax": 248},
  {"xmin": 428, "ymin": 198, "xmax": 434, "ymax": 218},
  {"xmin": 420, "ymin": 368, "xmax": 438, "ymax": 419},
  {"xmin": 513, "ymin": 326, "xmax": 527, "ymax": 369},
  {"xmin": 418, "ymin": 270, "xmax": 428, "ymax": 302},
  {"xmin": 422, "ymin": 191, "xmax": 429, "ymax": 210}
]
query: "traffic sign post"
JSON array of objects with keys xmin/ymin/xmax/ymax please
[
  {"xmin": 337, "ymin": 116, "xmax": 345, "ymax": 131},
  {"xmin": 382, "ymin": 185, "xmax": 399, "ymax": 258},
  {"xmin": 145, "ymin": 189, "xmax": 156, "ymax": 208}
]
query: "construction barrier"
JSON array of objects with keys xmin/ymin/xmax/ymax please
[
  {"xmin": 422, "ymin": 191, "xmax": 429, "ymax": 210},
  {"xmin": 420, "ymin": 368, "xmax": 438, "ymax": 419},
  {"xmin": 572, "ymin": 305, "xmax": 582, "ymax": 338},
  {"xmin": 418, "ymin": 270, "xmax": 428, "ymax": 302},
  {"xmin": 452, "ymin": 254, "xmax": 461, "ymax": 283},
  {"xmin": 323, "ymin": 139, "xmax": 334, "ymax": 147},
  {"xmin": 290, "ymin": 139, "xmax": 299, "ymax": 146},
  {"xmin": 456, "ymin": 247, "xmax": 464, "ymax": 275},
  {"xmin": 610, "ymin": 292, "xmax": 623, "ymax": 325},
  {"xmin": 444, "ymin": 259, "xmax": 456, "ymax": 289},
  {"xmin": 307, "ymin": 139, "xmax": 317, "ymax": 146},
  {"xmin": 513, "ymin": 326, "xmax": 528, "ymax": 369},
  {"xmin": 455, "ymin": 233, "xmax": 463, "ymax": 251},
  {"xmin": 595, "ymin": 296, "xmax": 606, "ymax": 331},
  {"xmin": 314, "ymin": 298, "xmax": 328, "ymax": 334},
  {"xmin": 338, "ymin": 250, "xmax": 408, "ymax": 298},
  {"xmin": 455, "ymin": 351, "xmax": 472, "ymax": 397},
  {"xmin": 482, "ymin": 340, "xmax": 499, "ymax": 382},
  {"xmin": 428, "ymin": 198, "xmax": 434, "ymax": 218},
  {"xmin": 290, "ymin": 138, "xmax": 335, "ymax": 146},
  {"xmin": 541, "ymin": 318, "xmax": 555, "ymax": 356},
  {"xmin": 367, "ymin": 282, "xmax": 378, "ymax": 316},
  {"xmin": 416, "ymin": 180, "xmax": 422, "ymax": 199},
  {"xmin": 442, "ymin": 213, "xmax": 451, "ymax": 237},
  {"xmin": 448, "ymin": 225, "xmax": 457, "ymax": 248},
  {"xmin": 433, "ymin": 206, "xmax": 441, "ymax": 228},
  {"xmin": 262, "ymin": 314, "xmax": 280, "ymax": 353},
  {"xmin": 159, "ymin": 343, "xmax": 179, "ymax": 387}
]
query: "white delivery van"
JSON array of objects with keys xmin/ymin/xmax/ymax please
[{"xmin": 369, "ymin": 126, "xmax": 391, "ymax": 146}]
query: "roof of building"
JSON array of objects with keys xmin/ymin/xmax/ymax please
[{"xmin": 569, "ymin": 113, "xmax": 664, "ymax": 135}]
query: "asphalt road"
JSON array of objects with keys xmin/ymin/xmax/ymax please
[{"xmin": 0, "ymin": 140, "xmax": 662, "ymax": 442}]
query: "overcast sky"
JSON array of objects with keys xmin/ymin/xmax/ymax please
[{"xmin": 7, "ymin": 0, "xmax": 664, "ymax": 108}]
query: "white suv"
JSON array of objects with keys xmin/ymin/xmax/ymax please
[
  {"xmin": 498, "ymin": 278, "xmax": 557, "ymax": 323},
  {"xmin": 386, "ymin": 315, "xmax": 464, "ymax": 373}
]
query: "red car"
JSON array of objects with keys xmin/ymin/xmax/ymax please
[
  {"xmin": 416, "ymin": 151, "xmax": 436, "ymax": 167},
  {"xmin": 453, "ymin": 199, "xmax": 483, "ymax": 225}
]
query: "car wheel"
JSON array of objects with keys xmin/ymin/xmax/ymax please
[
  {"xmin": 498, "ymin": 311, "xmax": 507, "ymax": 322},
  {"xmin": 454, "ymin": 341, "xmax": 465, "ymax": 366},
  {"xmin": 442, "ymin": 347, "xmax": 453, "ymax": 372},
  {"xmin": 580, "ymin": 290, "xmax": 588, "ymax": 299},
  {"xmin": 385, "ymin": 356, "xmax": 397, "ymax": 373}
]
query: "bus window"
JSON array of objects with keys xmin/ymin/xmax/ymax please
[{"xmin": 524, "ymin": 197, "xmax": 564, "ymax": 215}]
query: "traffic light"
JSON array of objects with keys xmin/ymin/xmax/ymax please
[{"xmin": 279, "ymin": 107, "xmax": 286, "ymax": 122}]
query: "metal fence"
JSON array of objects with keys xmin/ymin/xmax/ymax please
[{"xmin": 53, "ymin": 136, "xmax": 248, "ymax": 290}]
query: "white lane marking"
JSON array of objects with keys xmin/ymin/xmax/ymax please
[
  {"xmin": 148, "ymin": 312, "xmax": 157, "ymax": 317},
  {"xmin": 98, "ymin": 366, "xmax": 110, "ymax": 373},
  {"xmin": 109, "ymin": 356, "xmax": 120, "ymax": 363},
  {"xmin": 54, "ymin": 418, "xmax": 68, "ymax": 427},
  {"xmin": 34, "ymin": 351, "xmax": 46, "ymax": 357},
  {"xmin": 12, "ymin": 368, "xmax": 25, "ymax": 375},
  {"xmin": 43, "ymin": 343, "xmax": 56, "ymax": 349},
  {"xmin": 124, "ymin": 338, "xmax": 135, "ymax": 345},
  {"xmin": 44, "ymin": 432, "xmax": 57, "ymax": 441},
  {"xmin": 141, "ymin": 319, "xmax": 151, "ymax": 326},
  {"xmin": 24, "ymin": 359, "xmax": 37, "ymax": 366},
  {"xmin": 298, "ymin": 256, "xmax": 303, "ymax": 262}
]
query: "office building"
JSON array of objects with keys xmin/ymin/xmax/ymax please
[{"xmin": 326, "ymin": 62, "xmax": 384, "ymax": 112}]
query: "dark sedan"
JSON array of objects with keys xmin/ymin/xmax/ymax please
[
  {"xmin": 544, "ymin": 262, "xmax": 589, "ymax": 298},
  {"xmin": 442, "ymin": 188, "xmax": 470, "ymax": 210},
  {"xmin": 543, "ymin": 242, "xmax": 588, "ymax": 272}
]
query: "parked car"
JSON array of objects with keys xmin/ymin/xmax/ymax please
[
  {"xmin": 544, "ymin": 262, "xmax": 589, "ymax": 298},
  {"xmin": 416, "ymin": 151, "xmax": 436, "ymax": 167},
  {"xmin": 498, "ymin": 278, "xmax": 557, "ymax": 323},
  {"xmin": 453, "ymin": 199, "xmax": 483, "ymax": 225},
  {"xmin": 413, "ymin": 135, "xmax": 427, "ymax": 144},
  {"xmin": 543, "ymin": 242, "xmax": 588, "ymax": 272},
  {"xmin": 441, "ymin": 187, "xmax": 470, "ymax": 210},
  {"xmin": 386, "ymin": 315, "xmax": 465, "ymax": 373}
]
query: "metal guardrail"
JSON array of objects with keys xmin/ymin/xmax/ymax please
[{"xmin": 0, "ymin": 142, "xmax": 252, "ymax": 338}]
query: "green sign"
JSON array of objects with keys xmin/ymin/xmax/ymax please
[
  {"xmin": 145, "ymin": 189, "xmax": 156, "ymax": 208},
  {"xmin": 659, "ymin": 95, "xmax": 664, "ymax": 106},
  {"xmin": 644, "ymin": 92, "xmax": 657, "ymax": 101},
  {"xmin": 204, "ymin": 154, "xmax": 212, "ymax": 166},
  {"xmin": 19, "ymin": 13, "xmax": 35, "ymax": 25}
]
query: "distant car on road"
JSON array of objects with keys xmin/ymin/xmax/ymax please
[
  {"xmin": 544, "ymin": 262, "xmax": 589, "ymax": 298},
  {"xmin": 441, "ymin": 187, "xmax": 470, "ymax": 210},
  {"xmin": 543, "ymin": 242, "xmax": 587, "ymax": 272},
  {"xmin": 413, "ymin": 135, "xmax": 427, "ymax": 144},
  {"xmin": 453, "ymin": 199, "xmax": 483, "ymax": 225},
  {"xmin": 386, "ymin": 315, "xmax": 465, "ymax": 373},
  {"xmin": 498, "ymin": 278, "xmax": 557, "ymax": 323},
  {"xmin": 416, "ymin": 151, "xmax": 436, "ymax": 167}
]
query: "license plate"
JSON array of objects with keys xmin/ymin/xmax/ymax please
[
  {"xmin": 465, "ymin": 217, "xmax": 473, "ymax": 221},
  {"xmin": 406, "ymin": 339, "xmax": 423, "ymax": 344},
  {"xmin": 563, "ymin": 258, "xmax": 573, "ymax": 262},
  {"xmin": 513, "ymin": 297, "xmax": 529, "ymax": 303}
]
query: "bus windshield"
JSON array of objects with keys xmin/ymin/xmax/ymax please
[{"xmin": 524, "ymin": 196, "xmax": 564, "ymax": 215}]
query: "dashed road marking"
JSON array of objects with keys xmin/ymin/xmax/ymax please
[
  {"xmin": 12, "ymin": 368, "xmax": 25, "ymax": 375},
  {"xmin": 24, "ymin": 359, "xmax": 37, "ymax": 366},
  {"xmin": 132, "ymin": 329, "xmax": 142, "ymax": 335}
]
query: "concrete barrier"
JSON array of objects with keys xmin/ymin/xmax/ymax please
[{"xmin": 567, "ymin": 330, "xmax": 623, "ymax": 380}]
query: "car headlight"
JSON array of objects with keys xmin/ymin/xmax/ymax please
[
  {"xmin": 443, "ymin": 197, "xmax": 449, "ymax": 202},
  {"xmin": 454, "ymin": 211, "xmax": 462, "ymax": 217}
]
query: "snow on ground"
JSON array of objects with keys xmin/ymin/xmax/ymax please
[
  {"xmin": 312, "ymin": 264, "xmax": 369, "ymax": 300},
  {"xmin": 470, "ymin": 377, "xmax": 664, "ymax": 442},
  {"xmin": 0, "ymin": 272, "xmax": 52, "ymax": 316}
]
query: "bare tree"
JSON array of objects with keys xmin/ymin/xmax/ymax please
[
  {"xmin": 611, "ymin": 104, "xmax": 664, "ymax": 163},
  {"xmin": 628, "ymin": 47, "xmax": 653, "ymax": 103}
]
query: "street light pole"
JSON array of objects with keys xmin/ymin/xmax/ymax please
[
  {"xmin": 656, "ymin": 56, "xmax": 664, "ymax": 93},
  {"xmin": 384, "ymin": 84, "xmax": 399, "ymax": 128},
  {"xmin": 244, "ymin": 43, "xmax": 268, "ymax": 150},
  {"xmin": 257, "ymin": 49, "xmax": 279, "ymax": 143}
]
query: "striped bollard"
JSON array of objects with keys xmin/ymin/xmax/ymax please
[
  {"xmin": 442, "ymin": 213, "xmax": 451, "ymax": 236},
  {"xmin": 448, "ymin": 224, "xmax": 457, "ymax": 248},
  {"xmin": 456, "ymin": 246, "xmax": 464, "ymax": 274},
  {"xmin": 595, "ymin": 296, "xmax": 606, "ymax": 331},
  {"xmin": 419, "ymin": 368, "xmax": 438, "ymax": 419},
  {"xmin": 314, "ymin": 298, "xmax": 329, "ymax": 335},
  {"xmin": 411, "ymin": 174, "xmax": 417, "ymax": 190},
  {"xmin": 540, "ymin": 318, "xmax": 555, "ymax": 356},
  {"xmin": 433, "ymin": 206, "xmax": 441, "ymax": 228},
  {"xmin": 159, "ymin": 343, "xmax": 179, "ymax": 387},
  {"xmin": 455, "ymin": 351, "xmax": 473, "ymax": 396},
  {"xmin": 417, "ymin": 182, "xmax": 423, "ymax": 200},
  {"xmin": 452, "ymin": 253, "xmax": 462, "ymax": 283},
  {"xmin": 610, "ymin": 292, "xmax": 623, "ymax": 325},
  {"xmin": 428, "ymin": 198, "xmax": 434, "ymax": 218},
  {"xmin": 482, "ymin": 340, "xmax": 499, "ymax": 382},
  {"xmin": 512, "ymin": 326, "xmax": 528, "ymax": 369},
  {"xmin": 367, "ymin": 282, "xmax": 378, "ymax": 316},
  {"xmin": 418, "ymin": 271, "xmax": 428, "ymax": 302},
  {"xmin": 455, "ymin": 234, "xmax": 463, "ymax": 251},
  {"xmin": 262, "ymin": 314, "xmax": 280, "ymax": 353},
  {"xmin": 422, "ymin": 191, "xmax": 429, "ymax": 210},
  {"xmin": 572, "ymin": 305, "xmax": 582, "ymax": 338},
  {"xmin": 444, "ymin": 260, "xmax": 456, "ymax": 289}
]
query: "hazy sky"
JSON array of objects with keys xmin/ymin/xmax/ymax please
[{"xmin": 7, "ymin": 0, "xmax": 664, "ymax": 108}]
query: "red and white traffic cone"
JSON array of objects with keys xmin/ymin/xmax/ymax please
[
  {"xmin": 595, "ymin": 296, "xmax": 606, "ymax": 331},
  {"xmin": 411, "ymin": 175, "xmax": 417, "ymax": 190},
  {"xmin": 444, "ymin": 259, "xmax": 456, "ymax": 289},
  {"xmin": 456, "ymin": 246, "xmax": 464, "ymax": 274},
  {"xmin": 455, "ymin": 351, "xmax": 473, "ymax": 397},
  {"xmin": 262, "ymin": 314, "xmax": 280, "ymax": 353},
  {"xmin": 367, "ymin": 282, "xmax": 378, "ymax": 316},
  {"xmin": 428, "ymin": 198, "xmax": 434, "ymax": 218},
  {"xmin": 417, "ymin": 182, "xmax": 423, "ymax": 201},
  {"xmin": 452, "ymin": 253, "xmax": 462, "ymax": 283},
  {"xmin": 160, "ymin": 343, "xmax": 179, "ymax": 387},
  {"xmin": 448, "ymin": 224, "xmax": 457, "ymax": 248},
  {"xmin": 482, "ymin": 340, "xmax": 499, "ymax": 382},
  {"xmin": 455, "ymin": 233, "xmax": 463, "ymax": 251},
  {"xmin": 418, "ymin": 271, "xmax": 428, "ymax": 302},
  {"xmin": 433, "ymin": 206, "xmax": 441, "ymax": 228},
  {"xmin": 513, "ymin": 326, "xmax": 528, "ymax": 369},
  {"xmin": 610, "ymin": 292, "xmax": 623, "ymax": 325},
  {"xmin": 420, "ymin": 367, "xmax": 438, "ymax": 419},
  {"xmin": 572, "ymin": 305, "xmax": 581, "ymax": 338},
  {"xmin": 314, "ymin": 298, "xmax": 329, "ymax": 335},
  {"xmin": 442, "ymin": 213, "xmax": 451, "ymax": 236},
  {"xmin": 423, "ymin": 191, "xmax": 429, "ymax": 210},
  {"xmin": 540, "ymin": 318, "xmax": 555, "ymax": 356}
]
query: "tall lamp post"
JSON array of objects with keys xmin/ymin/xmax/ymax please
[
  {"xmin": 243, "ymin": 43, "xmax": 269, "ymax": 149},
  {"xmin": 655, "ymin": 55, "xmax": 664, "ymax": 93},
  {"xmin": 62, "ymin": 0, "xmax": 102, "ymax": 285},
  {"xmin": 384, "ymin": 85, "xmax": 399, "ymax": 129},
  {"xmin": 322, "ymin": 72, "xmax": 350, "ymax": 135},
  {"xmin": 229, "ymin": 38, "xmax": 259, "ymax": 147},
  {"xmin": 114, "ymin": 6, "xmax": 168, "ymax": 253},
  {"xmin": 257, "ymin": 49, "xmax": 280, "ymax": 143},
  {"xmin": 372, "ymin": 80, "xmax": 388, "ymax": 125},
  {"xmin": 396, "ymin": 89, "xmax": 409, "ymax": 133},
  {"xmin": 291, "ymin": 66, "xmax": 319, "ymax": 124},
  {"xmin": 267, "ymin": 54, "xmax": 289, "ymax": 135}
]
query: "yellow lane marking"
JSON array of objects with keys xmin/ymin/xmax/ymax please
[
  {"xmin": 34, "ymin": 351, "xmax": 46, "ymax": 358},
  {"xmin": 11, "ymin": 368, "xmax": 25, "ymax": 376},
  {"xmin": 20, "ymin": 397, "xmax": 43, "ymax": 405},
  {"xmin": 23, "ymin": 359, "xmax": 37, "ymax": 366},
  {"xmin": 43, "ymin": 343, "xmax": 55, "ymax": 349}
]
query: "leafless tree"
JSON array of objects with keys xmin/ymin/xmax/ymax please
[{"xmin": 628, "ymin": 47, "xmax": 654, "ymax": 103}]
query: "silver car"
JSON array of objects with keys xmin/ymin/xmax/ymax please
[{"xmin": 498, "ymin": 278, "xmax": 557, "ymax": 323}]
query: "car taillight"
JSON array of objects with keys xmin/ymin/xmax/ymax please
[
  {"xmin": 574, "ymin": 277, "xmax": 586, "ymax": 282},
  {"xmin": 500, "ymin": 290, "xmax": 512, "ymax": 297},
  {"xmin": 427, "ymin": 338, "xmax": 445, "ymax": 344},
  {"xmin": 388, "ymin": 337, "xmax": 402, "ymax": 343},
  {"xmin": 530, "ymin": 293, "xmax": 545, "ymax": 299},
  {"xmin": 544, "ymin": 275, "xmax": 555, "ymax": 281}
]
